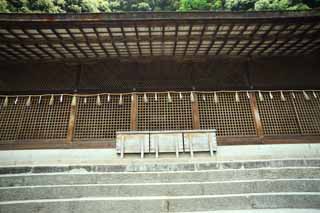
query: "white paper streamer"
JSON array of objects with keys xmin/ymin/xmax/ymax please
[
  {"xmin": 14, "ymin": 97, "xmax": 18, "ymax": 105},
  {"xmin": 313, "ymin": 91, "xmax": 317, "ymax": 99},
  {"xmin": 303, "ymin": 91, "xmax": 310, "ymax": 100},
  {"xmin": 235, "ymin": 92, "xmax": 240, "ymax": 102},
  {"xmin": 167, "ymin": 92, "xmax": 172, "ymax": 103},
  {"xmin": 38, "ymin": 96, "xmax": 42, "ymax": 104},
  {"xmin": 49, "ymin": 95, "xmax": 54, "ymax": 106},
  {"xmin": 119, "ymin": 94, "xmax": 123, "ymax": 105},
  {"xmin": 179, "ymin": 92, "xmax": 183, "ymax": 100},
  {"xmin": 107, "ymin": 94, "xmax": 110, "ymax": 102},
  {"xmin": 258, "ymin": 91, "xmax": 264, "ymax": 101},
  {"xmin": 190, "ymin": 92, "xmax": 195, "ymax": 102},
  {"xmin": 3, "ymin": 96, "xmax": 8, "ymax": 107},
  {"xmin": 26, "ymin": 96, "xmax": 31, "ymax": 107},
  {"xmin": 96, "ymin": 95, "xmax": 101, "ymax": 106},
  {"xmin": 291, "ymin": 92, "xmax": 296, "ymax": 99},
  {"xmin": 155, "ymin": 93, "xmax": 158, "ymax": 101},
  {"xmin": 143, "ymin": 93, "xmax": 148, "ymax": 103},
  {"xmin": 246, "ymin": 91, "xmax": 250, "ymax": 99},
  {"xmin": 214, "ymin": 92, "xmax": 218, "ymax": 103},
  {"xmin": 60, "ymin": 94, "xmax": 63, "ymax": 103},
  {"xmin": 269, "ymin": 92, "xmax": 273, "ymax": 99},
  {"xmin": 84, "ymin": 97, "xmax": 87, "ymax": 104},
  {"xmin": 71, "ymin": 96, "xmax": 77, "ymax": 106},
  {"xmin": 280, "ymin": 91, "xmax": 286, "ymax": 101}
]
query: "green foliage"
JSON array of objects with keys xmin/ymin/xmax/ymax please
[
  {"xmin": 0, "ymin": 0, "xmax": 9, "ymax": 12},
  {"xmin": 2, "ymin": 0, "xmax": 317, "ymax": 13},
  {"xmin": 179, "ymin": 0, "xmax": 210, "ymax": 11}
]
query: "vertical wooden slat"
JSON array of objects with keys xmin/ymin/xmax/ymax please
[
  {"xmin": 130, "ymin": 93, "xmax": 138, "ymax": 130},
  {"xmin": 191, "ymin": 93, "xmax": 200, "ymax": 129},
  {"xmin": 249, "ymin": 93, "xmax": 263, "ymax": 137},
  {"xmin": 66, "ymin": 96, "xmax": 77, "ymax": 144}
]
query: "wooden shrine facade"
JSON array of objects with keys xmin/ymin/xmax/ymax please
[{"xmin": 0, "ymin": 11, "xmax": 320, "ymax": 149}]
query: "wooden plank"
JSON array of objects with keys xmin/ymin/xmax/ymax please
[
  {"xmin": 249, "ymin": 92, "xmax": 263, "ymax": 137},
  {"xmin": 66, "ymin": 97, "xmax": 77, "ymax": 144},
  {"xmin": 130, "ymin": 93, "xmax": 138, "ymax": 130},
  {"xmin": 191, "ymin": 93, "xmax": 200, "ymax": 129}
]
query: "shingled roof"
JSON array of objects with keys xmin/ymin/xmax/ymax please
[{"xmin": 0, "ymin": 11, "xmax": 320, "ymax": 62}]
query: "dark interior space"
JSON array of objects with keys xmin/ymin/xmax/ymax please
[{"xmin": 1, "ymin": 54, "xmax": 319, "ymax": 94}]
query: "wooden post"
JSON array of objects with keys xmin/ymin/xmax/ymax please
[
  {"xmin": 249, "ymin": 93, "xmax": 263, "ymax": 138},
  {"xmin": 66, "ymin": 96, "xmax": 77, "ymax": 144},
  {"xmin": 130, "ymin": 93, "xmax": 138, "ymax": 130},
  {"xmin": 191, "ymin": 93, "xmax": 200, "ymax": 129}
]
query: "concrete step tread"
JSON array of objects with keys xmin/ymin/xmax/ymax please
[
  {"xmin": 177, "ymin": 210, "xmax": 320, "ymax": 213},
  {"xmin": 1, "ymin": 167, "xmax": 319, "ymax": 187},
  {"xmin": 1, "ymin": 178, "xmax": 319, "ymax": 188},
  {"xmin": 1, "ymin": 193, "xmax": 319, "ymax": 212},
  {"xmin": 1, "ymin": 192, "xmax": 320, "ymax": 204},
  {"xmin": 1, "ymin": 159, "xmax": 319, "ymax": 174},
  {"xmin": 1, "ymin": 179, "xmax": 319, "ymax": 201}
]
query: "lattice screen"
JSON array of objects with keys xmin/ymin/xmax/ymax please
[
  {"xmin": 256, "ymin": 92, "xmax": 301, "ymax": 135},
  {"xmin": 0, "ymin": 96, "xmax": 70, "ymax": 142},
  {"xmin": 0, "ymin": 97, "xmax": 25, "ymax": 141},
  {"xmin": 74, "ymin": 95, "xmax": 131, "ymax": 140},
  {"xmin": 137, "ymin": 93, "xmax": 193, "ymax": 131},
  {"xmin": 198, "ymin": 92, "xmax": 256, "ymax": 136},
  {"xmin": 291, "ymin": 91, "xmax": 320, "ymax": 135}
]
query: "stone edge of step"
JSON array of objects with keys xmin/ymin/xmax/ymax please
[{"xmin": 0, "ymin": 159, "xmax": 319, "ymax": 175}]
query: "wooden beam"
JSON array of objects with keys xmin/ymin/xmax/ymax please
[
  {"xmin": 249, "ymin": 92, "xmax": 263, "ymax": 138},
  {"xmin": 130, "ymin": 93, "xmax": 138, "ymax": 130},
  {"xmin": 191, "ymin": 93, "xmax": 200, "ymax": 129}
]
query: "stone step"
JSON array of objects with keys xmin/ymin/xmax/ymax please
[
  {"xmin": 0, "ymin": 193, "xmax": 319, "ymax": 213},
  {"xmin": 0, "ymin": 179, "xmax": 319, "ymax": 201},
  {"xmin": 0, "ymin": 167, "xmax": 320, "ymax": 187},
  {"xmin": 1, "ymin": 167, "xmax": 320, "ymax": 187},
  {"xmin": 1, "ymin": 159, "xmax": 319, "ymax": 174}
]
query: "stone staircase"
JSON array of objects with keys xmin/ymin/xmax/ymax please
[{"xmin": 0, "ymin": 159, "xmax": 320, "ymax": 213}]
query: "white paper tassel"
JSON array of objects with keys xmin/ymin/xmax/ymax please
[
  {"xmin": 235, "ymin": 92, "xmax": 240, "ymax": 102},
  {"xmin": 107, "ymin": 94, "xmax": 111, "ymax": 102},
  {"xmin": 303, "ymin": 91, "xmax": 310, "ymax": 100},
  {"xmin": 71, "ymin": 96, "xmax": 77, "ymax": 106},
  {"xmin": 3, "ymin": 96, "xmax": 8, "ymax": 107},
  {"xmin": 291, "ymin": 92, "xmax": 296, "ymax": 99},
  {"xmin": 280, "ymin": 91, "xmax": 286, "ymax": 101},
  {"xmin": 155, "ymin": 93, "xmax": 158, "ymax": 101},
  {"xmin": 26, "ymin": 96, "xmax": 31, "ymax": 107},
  {"xmin": 14, "ymin": 97, "xmax": 18, "ymax": 105},
  {"xmin": 96, "ymin": 95, "xmax": 101, "ymax": 106},
  {"xmin": 38, "ymin": 96, "xmax": 42, "ymax": 104},
  {"xmin": 214, "ymin": 92, "xmax": 218, "ymax": 103},
  {"xmin": 60, "ymin": 94, "xmax": 63, "ymax": 103},
  {"xmin": 246, "ymin": 91, "xmax": 250, "ymax": 99},
  {"xmin": 84, "ymin": 97, "xmax": 87, "ymax": 104},
  {"xmin": 202, "ymin": 94, "xmax": 206, "ymax": 101},
  {"xmin": 258, "ymin": 91, "xmax": 264, "ymax": 101},
  {"xmin": 167, "ymin": 92, "xmax": 172, "ymax": 103},
  {"xmin": 49, "ymin": 95, "xmax": 54, "ymax": 106},
  {"xmin": 179, "ymin": 92, "xmax": 183, "ymax": 100},
  {"xmin": 143, "ymin": 93, "xmax": 148, "ymax": 103},
  {"xmin": 190, "ymin": 92, "xmax": 195, "ymax": 103},
  {"xmin": 313, "ymin": 91, "xmax": 317, "ymax": 99},
  {"xmin": 269, "ymin": 92, "xmax": 273, "ymax": 100},
  {"xmin": 119, "ymin": 94, "xmax": 123, "ymax": 105}
]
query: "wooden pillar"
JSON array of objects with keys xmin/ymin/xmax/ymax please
[
  {"xmin": 130, "ymin": 93, "xmax": 138, "ymax": 130},
  {"xmin": 191, "ymin": 93, "xmax": 200, "ymax": 129},
  {"xmin": 249, "ymin": 93, "xmax": 263, "ymax": 137},
  {"xmin": 66, "ymin": 96, "xmax": 77, "ymax": 144}
]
